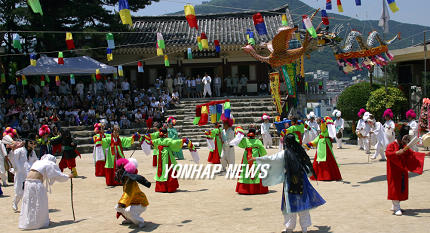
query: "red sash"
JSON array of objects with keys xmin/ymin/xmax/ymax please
[
  {"xmin": 157, "ymin": 145, "xmax": 165, "ymax": 177},
  {"xmin": 245, "ymin": 147, "xmax": 258, "ymax": 179},
  {"xmin": 111, "ymin": 137, "xmax": 124, "ymax": 171},
  {"xmin": 295, "ymin": 131, "xmax": 303, "ymax": 144}
]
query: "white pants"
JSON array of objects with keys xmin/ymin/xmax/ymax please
[
  {"xmin": 19, "ymin": 179, "xmax": 49, "ymax": 230},
  {"xmin": 115, "ymin": 204, "xmax": 146, "ymax": 226},
  {"xmin": 392, "ymin": 200, "xmax": 401, "ymax": 211},
  {"xmin": 279, "ymin": 139, "xmax": 284, "ymax": 151},
  {"xmin": 357, "ymin": 136, "xmax": 364, "ymax": 149},
  {"xmin": 14, "ymin": 172, "xmax": 26, "ymax": 209},
  {"xmin": 372, "ymin": 142, "xmax": 386, "ymax": 159},
  {"xmin": 262, "ymin": 133, "xmax": 272, "ymax": 147},
  {"xmin": 221, "ymin": 145, "xmax": 235, "ymax": 171},
  {"xmin": 283, "ymin": 210, "xmax": 311, "ymax": 232},
  {"xmin": 0, "ymin": 157, "xmax": 7, "ymax": 185},
  {"xmin": 362, "ymin": 137, "xmax": 370, "ymax": 153},
  {"xmin": 203, "ymin": 84, "xmax": 212, "ymax": 97},
  {"xmin": 336, "ymin": 137, "xmax": 342, "ymax": 148}
]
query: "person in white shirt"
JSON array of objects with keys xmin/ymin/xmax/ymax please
[
  {"xmin": 333, "ymin": 110, "xmax": 344, "ymax": 149},
  {"xmin": 239, "ymin": 74, "xmax": 248, "ymax": 95},
  {"xmin": 10, "ymin": 135, "xmax": 38, "ymax": 211},
  {"xmin": 383, "ymin": 109, "xmax": 395, "ymax": 144},
  {"xmin": 121, "ymin": 80, "xmax": 130, "ymax": 95},
  {"xmin": 362, "ymin": 112, "xmax": 374, "ymax": 154},
  {"xmin": 214, "ymin": 75, "xmax": 222, "ymax": 97},
  {"xmin": 75, "ymin": 81, "xmax": 85, "ymax": 101},
  {"xmin": 225, "ymin": 76, "xmax": 232, "ymax": 95},
  {"xmin": 202, "ymin": 73, "xmax": 212, "ymax": 97},
  {"xmin": 260, "ymin": 114, "xmax": 273, "ymax": 148},
  {"xmin": 303, "ymin": 112, "xmax": 319, "ymax": 145},
  {"xmin": 356, "ymin": 109, "xmax": 367, "ymax": 151},
  {"xmin": 406, "ymin": 109, "xmax": 419, "ymax": 151},
  {"xmin": 368, "ymin": 114, "xmax": 388, "ymax": 161},
  {"xmin": 18, "ymin": 154, "xmax": 72, "ymax": 230},
  {"xmin": 220, "ymin": 118, "xmax": 235, "ymax": 172}
]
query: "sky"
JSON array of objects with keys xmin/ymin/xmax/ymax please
[{"xmin": 133, "ymin": 0, "xmax": 430, "ymax": 27}]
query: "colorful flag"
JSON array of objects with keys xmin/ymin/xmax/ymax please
[
  {"xmin": 224, "ymin": 101, "xmax": 231, "ymax": 119},
  {"xmin": 65, "ymin": 32, "xmax": 75, "ymax": 50},
  {"xmin": 96, "ymin": 69, "xmax": 101, "ymax": 80},
  {"xmin": 269, "ymin": 72, "xmax": 282, "ymax": 115},
  {"xmin": 246, "ymin": 29, "xmax": 256, "ymax": 45},
  {"xmin": 302, "ymin": 15, "xmax": 317, "ymax": 38},
  {"xmin": 280, "ymin": 66, "xmax": 294, "ymax": 96},
  {"xmin": 119, "ymin": 0, "xmax": 132, "ymax": 25},
  {"xmin": 214, "ymin": 40, "xmax": 220, "ymax": 53},
  {"xmin": 187, "ymin": 48, "xmax": 193, "ymax": 59},
  {"xmin": 137, "ymin": 61, "xmax": 143, "ymax": 72},
  {"xmin": 337, "ymin": 0, "xmax": 343, "ymax": 12},
  {"xmin": 55, "ymin": 76, "xmax": 60, "ymax": 86},
  {"xmin": 184, "ymin": 4, "xmax": 198, "ymax": 29},
  {"xmin": 27, "ymin": 0, "xmax": 43, "ymax": 15},
  {"xmin": 326, "ymin": 0, "xmax": 332, "ymax": 10},
  {"xmin": 355, "ymin": 0, "xmax": 361, "ymax": 6},
  {"xmin": 164, "ymin": 55, "xmax": 170, "ymax": 67},
  {"xmin": 157, "ymin": 33, "xmax": 165, "ymax": 49},
  {"xmin": 156, "ymin": 43, "xmax": 163, "ymax": 56},
  {"xmin": 201, "ymin": 33, "xmax": 209, "ymax": 49},
  {"xmin": 387, "ymin": 0, "xmax": 399, "ymax": 13},
  {"xmin": 45, "ymin": 75, "xmax": 50, "ymax": 83},
  {"xmin": 13, "ymin": 34, "xmax": 22, "ymax": 50},
  {"xmin": 321, "ymin": 10, "xmax": 329, "ymax": 25},
  {"xmin": 70, "ymin": 74, "xmax": 75, "ymax": 85},
  {"xmin": 30, "ymin": 53, "xmax": 37, "ymax": 66},
  {"xmin": 281, "ymin": 14, "xmax": 288, "ymax": 26},
  {"xmin": 40, "ymin": 75, "xmax": 45, "ymax": 87},
  {"xmin": 197, "ymin": 36, "xmax": 203, "ymax": 51},
  {"xmin": 118, "ymin": 65, "xmax": 124, "ymax": 77},
  {"xmin": 252, "ymin": 13, "xmax": 267, "ymax": 35},
  {"xmin": 106, "ymin": 48, "xmax": 113, "ymax": 61},
  {"xmin": 106, "ymin": 33, "xmax": 115, "ymax": 49},
  {"xmin": 216, "ymin": 104, "xmax": 222, "ymax": 122},
  {"xmin": 209, "ymin": 105, "xmax": 217, "ymax": 123},
  {"xmin": 58, "ymin": 52, "xmax": 64, "ymax": 64},
  {"xmin": 1, "ymin": 73, "xmax": 5, "ymax": 83},
  {"xmin": 21, "ymin": 75, "xmax": 28, "ymax": 86}
]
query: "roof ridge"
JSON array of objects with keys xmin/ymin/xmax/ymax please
[{"xmin": 132, "ymin": 3, "xmax": 289, "ymax": 21}]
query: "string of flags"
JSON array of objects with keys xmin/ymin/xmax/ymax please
[
  {"xmin": 252, "ymin": 13, "xmax": 267, "ymax": 35},
  {"xmin": 119, "ymin": 0, "xmax": 133, "ymax": 26},
  {"xmin": 65, "ymin": 32, "xmax": 75, "ymax": 50},
  {"xmin": 325, "ymin": 0, "xmax": 398, "ymax": 13},
  {"xmin": 27, "ymin": 0, "xmax": 43, "ymax": 15},
  {"xmin": 184, "ymin": 5, "xmax": 198, "ymax": 29}
]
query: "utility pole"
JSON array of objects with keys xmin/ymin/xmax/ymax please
[{"xmin": 425, "ymin": 31, "xmax": 427, "ymax": 97}]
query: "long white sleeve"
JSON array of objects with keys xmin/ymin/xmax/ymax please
[
  {"xmin": 256, "ymin": 151, "xmax": 285, "ymax": 186},
  {"xmin": 46, "ymin": 164, "xmax": 69, "ymax": 185}
]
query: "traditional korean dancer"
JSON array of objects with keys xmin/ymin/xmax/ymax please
[
  {"xmin": 55, "ymin": 129, "xmax": 81, "ymax": 177},
  {"xmin": 367, "ymin": 114, "xmax": 389, "ymax": 161},
  {"xmin": 205, "ymin": 122, "xmax": 222, "ymax": 164},
  {"xmin": 18, "ymin": 154, "xmax": 72, "ymax": 230},
  {"xmin": 220, "ymin": 117, "xmax": 235, "ymax": 172},
  {"xmin": 333, "ymin": 110, "xmax": 344, "ymax": 149},
  {"xmin": 36, "ymin": 125, "xmax": 60, "ymax": 159},
  {"xmin": 114, "ymin": 158, "xmax": 151, "ymax": 228},
  {"xmin": 261, "ymin": 113, "xmax": 273, "ymax": 149},
  {"xmin": 385, "ymin": 125, "xmax": 430, "ymax": 216},
  {"xmin": 356, "ymin": 108, "xmax": 367, "ymax": 150},
  {"xmin": 305, "ymin": 117, "xmax": 342, "ymax": 181},
  {"xmin": 383, "ymin": 109, "xmax": 396, "ymax": 144},
  {"xmin": 252, "ymin": 133, "xmax": 326, "ymax": 233},
  {"xmin": 303, "ymin": 112, "xmax": 319, "ymax": 145},
  {"xmin": 167, "ymin": 117, "xmax": 184, "ymax": 160},
  {"xmin": 406, "ymin": 109, "xmax": 419, "ymax": 151},
  {"xmin": 93, "ymin": 123, "xmax": 108, "ymax": 177}
]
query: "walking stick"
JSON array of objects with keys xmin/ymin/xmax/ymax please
[{"xmin": 70, "ymin": 178, "xmax": 76, "ymax": 221}]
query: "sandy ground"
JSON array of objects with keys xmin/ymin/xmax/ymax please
[{"xmin": 0, "ymin": 144, "xmax": 430, "ymax": 233}]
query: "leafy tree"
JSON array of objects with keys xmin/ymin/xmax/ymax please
[
  {"xmin": 0, "ymin": 0, "xmax": 157, "ymax": 80},
  {"xmin": 366, "ymin": 87, "xmax": 408, "ymax": 121},
  {"xmin": 337, "ymin": 82, "xmax": 380, "ymax": 121}
]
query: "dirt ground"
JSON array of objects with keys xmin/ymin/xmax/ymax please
[{"xmin": 0, "ymin": 144, "xmax": 429, "ymax": 233}]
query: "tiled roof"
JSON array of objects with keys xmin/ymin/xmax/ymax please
[{"xmin": 118, "ymin": 4, "xmax": 296, "ymax": 54}]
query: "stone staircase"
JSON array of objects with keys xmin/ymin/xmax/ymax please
[
  {"xmin": 66, "ymin": 96, "xmax": 279, "ymax": 154},
  {"xmin": 165, "ymin": 96, "xmax": 279, "ymax": 148}
]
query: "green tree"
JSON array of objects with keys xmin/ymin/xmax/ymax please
[
  {"xmin": 366, "ymin": 87, "xmax": 408, "ymax": 121},
  {"xmin": 337, "ymin": 82, "xmax": 380, "ymax": 121},
  {"xmin": 0, "ymin": 0, "xmax": 157, "ymax": 80}
]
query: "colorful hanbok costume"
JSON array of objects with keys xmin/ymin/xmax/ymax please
[
  {"xmin": 19, "ymin": 154, "xmax": 69, "ymax": 230},
  {"xmin": 102, "ymin": 132, "xmax": 137, "ymax": 186},
  {"xmin": 205, "ymin": 123, "xmax": 222, "ymax": 164},
  {"xmin": 36, "ymin": 125, "xmax": 60, "ymax": 159},
  {"xmin": 385, "ymin": 125, "xmax": 428, "ymax": 216},
  {"xmin": 256, "ymin": 133, "xmax": 325, "ymax": 233},
  {"xmin": 53, "ymin": 130, "xmax": 81, "ymax": 177},
  {"xmin": 115, "ymin": 158, "xmax": 151, "ymax": 228},
  {"xmin": 230, "ymin": 128, "xmax": 268, "ymax": 194},
  {"xmin": 305, "ymin": 117, "xmax": 342, "ymax": 181},
  {"xmin": 167, "ymin": 117, "xmax": 184, "ymax": 160},
  {"xmin": 93, "ymin": 123, "xmax": 108, "ymax": 177}
]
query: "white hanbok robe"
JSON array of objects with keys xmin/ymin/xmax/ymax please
[
  {"xmin": 0, "ymin": 142, "xmax": 8, "ymax": 185},
  {"xmin": 334, "ymin": 118, "xmax": 344, "ymax": 148},
  {"xmin": 356, "ymin": 119, "xmax": 366, "ymax": 149},
  {"xmin": 261, "ymin": 122, "xmax": 273, "ymax": 147},
  {"xmin": 303, "ymin": 121, "xmax": 319, "ymax": 145},
  {"xmin": 221, "ymin": 128, "xmax": 235, "ymax": 170},
  {"xmin": 384, "ymin": 120, "xmax": 395, "ymax": 143},
  {"xmin": 371, "ymin": 122, "xmax": 389, "ymax": 159},
  {"xmin": 19, "ymin": 159, "xmax": 69, "ymax": 230},
  {"xmin": 10, "ymin": 147, "xmax": 37, "ymax": 208}
]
